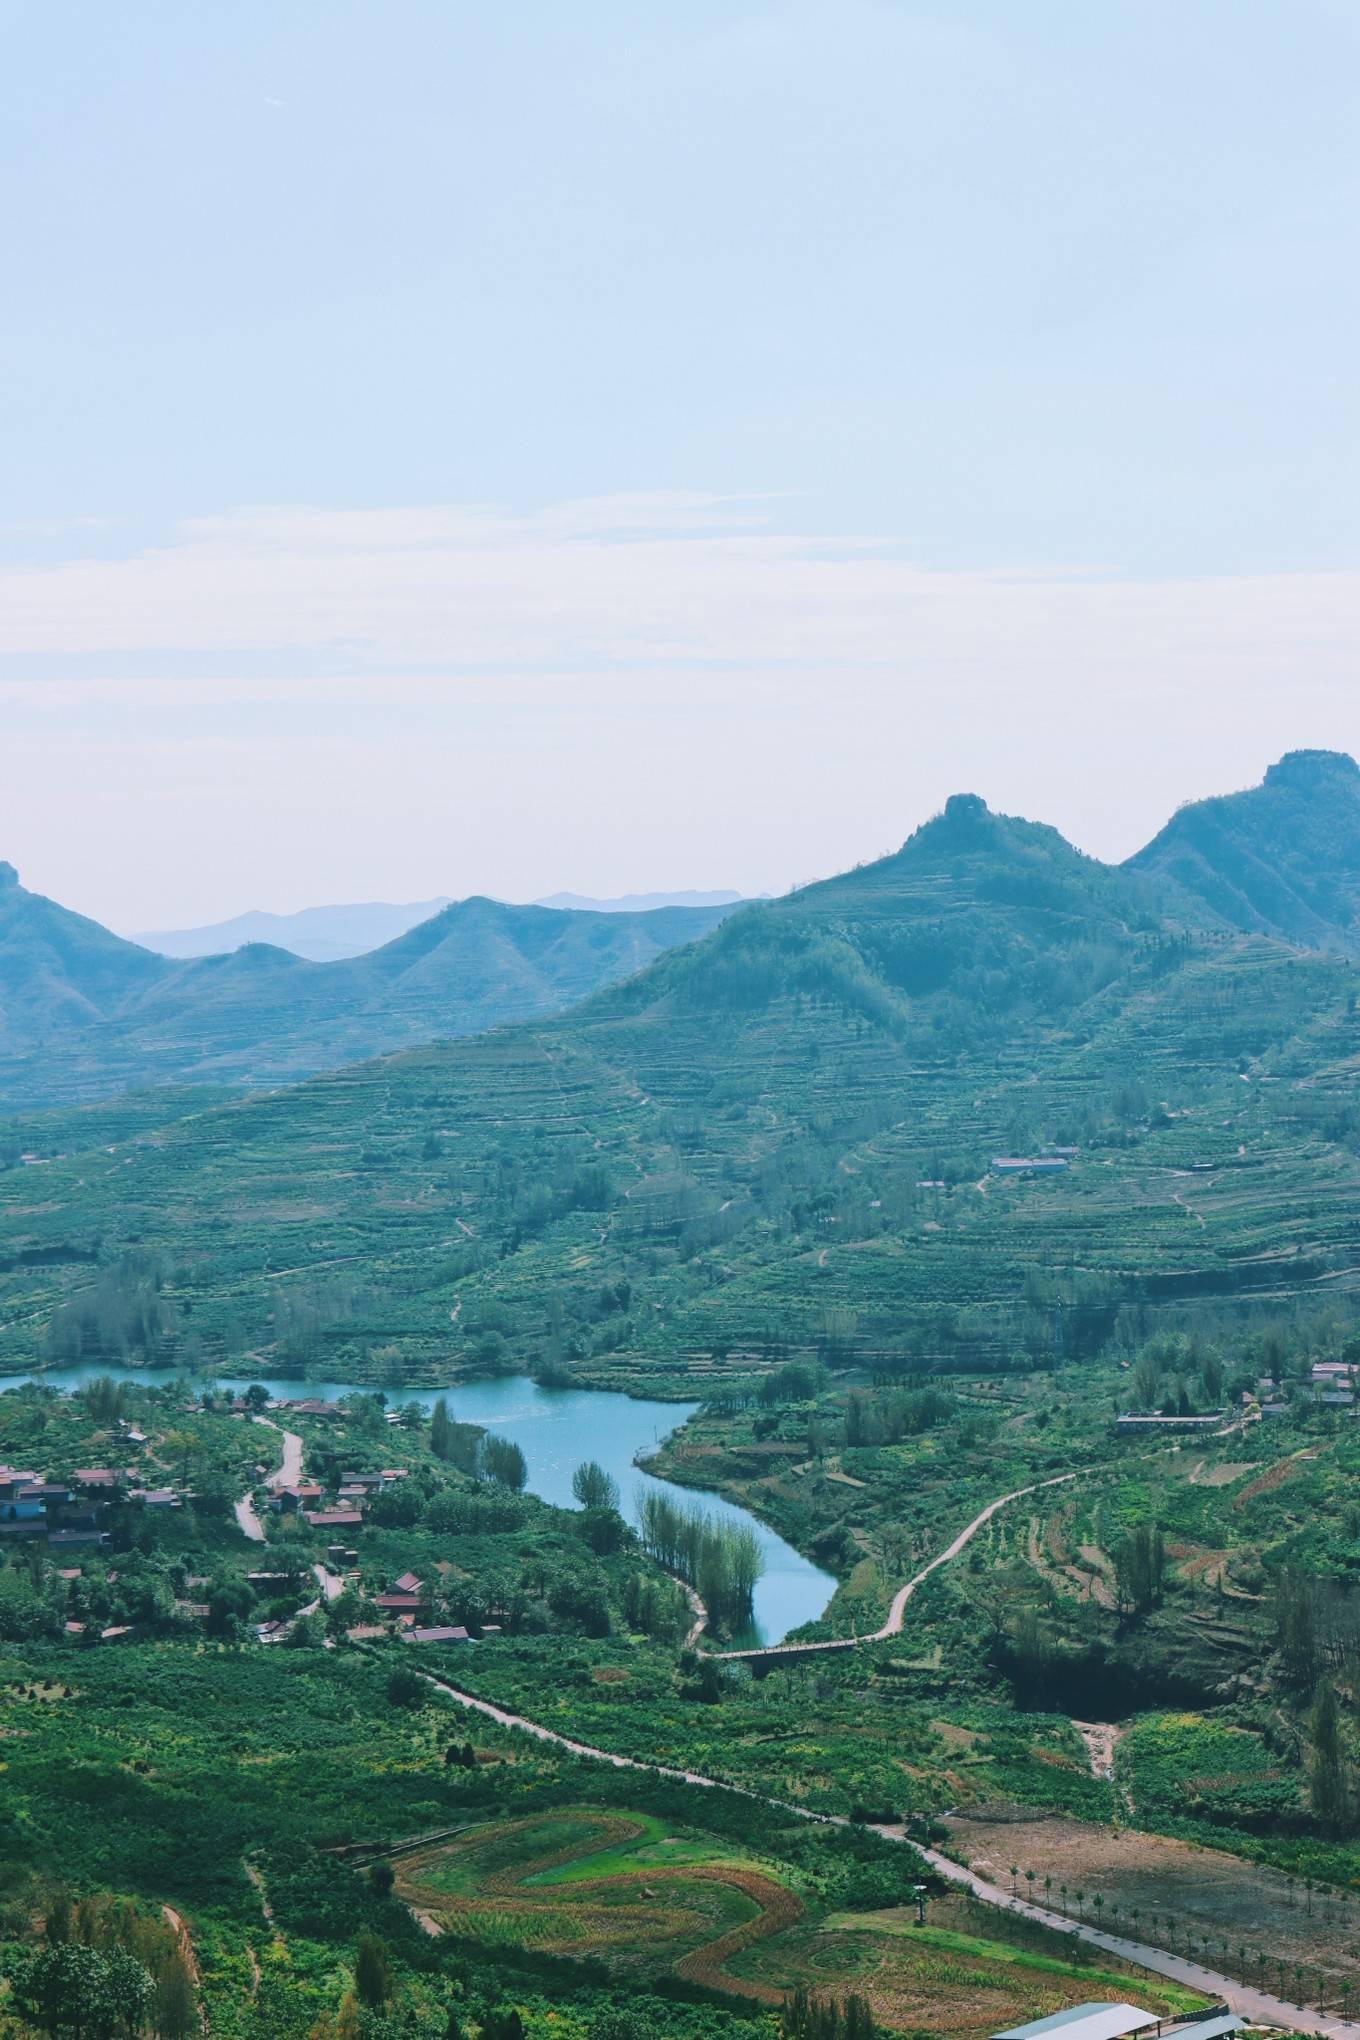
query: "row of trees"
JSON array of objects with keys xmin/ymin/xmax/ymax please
[
  {"xmin": 781, "ymin": 1987, "xmax": 878, "ymax": 2038},
  {"xmin": 636, "ymin": 1491, "xmax": 763, "ymax": 1630}
]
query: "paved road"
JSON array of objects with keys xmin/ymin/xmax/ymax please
[
  {"xmin": 261, "ymin": 1419, "xmax": 304, "ymax": 1491},
  {"xmin": 233, "ymin": 1416, "xmax": 303, "ymax": 1542},
  {"xmin": 714, "ymin": 1470, "xmax": 1077, "ymax": 1661}
]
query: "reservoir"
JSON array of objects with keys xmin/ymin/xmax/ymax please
[{"xmin": 0, "ymin": 1362, "xmax": 835, "ymax": 1647}]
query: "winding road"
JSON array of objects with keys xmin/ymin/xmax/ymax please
[
  {"xmin": 400, "ymin": 1465, "xmax": 1359, "ymax": 2040},
  {"xmin": 233, "ymin": 1416, "xmax": 304, "ymax": 1543},
  {"xmin": 714, "ymin": 1470, "xmax": 1078, "ymax": 1660}
]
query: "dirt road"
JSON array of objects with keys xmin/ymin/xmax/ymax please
[{"xmin": 714, "ymin": 1470, "xmax": 1077, "ymax": 1661}]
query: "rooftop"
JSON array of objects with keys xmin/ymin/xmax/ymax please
[{"xmin": 993, "ymin": 2005, "xmax": 1155, "ymax": 2040}]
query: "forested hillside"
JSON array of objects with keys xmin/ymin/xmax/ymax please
[
  {"xmin": 1129, "ymin": 748, "xmax": 1360, "ymax": 954},
  {"xmin": 0, "ymin": 877, "xmax": 734, "ymax": 1107},
  {"xmin": 4, "ymin": 761, "xmax": 1360, "ymax": 1386}
]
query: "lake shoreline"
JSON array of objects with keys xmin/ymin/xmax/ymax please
[{"xmin": 0, "ymin": 1360, "xmax": 836, "ymax": 1648}]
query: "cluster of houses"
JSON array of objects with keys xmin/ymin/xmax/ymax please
[
  {"xmin": 0, "ymin": 1462, "xmax": 181, "ymax": 1551},
  {"xmin": 270, "ymin": 1396, "xmax": 408, "ymax": 1428},
  {"xmin": 269, "ymin": 1462, "xmax": 410, "ymax": 1532},
  {"xmin": 344, "ymin": 1567, "xmax": 472, "ymax": 1648},
  {"xmin": 1239, "ymin": 1361, "xmax": 1358, "ymax": 1420},
  {"xmin": 251, "ymin": 1562, "xmax": 474, "ymax": 1648},
  {"xmin": 1116, "ymin": 1360, "xmax": 1360, "ymax": 1434}
]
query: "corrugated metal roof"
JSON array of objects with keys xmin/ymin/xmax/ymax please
[
  {"xmin": 993, "ymin": 2004, "xmax": 1155, "ymax": 2040},
  {"xmin": 1162, "ymin": 2017, "xmax": 1238, "ymax": 2040}
]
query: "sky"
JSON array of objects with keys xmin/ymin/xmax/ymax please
[{"xmin": 2, "ymin": 0, "xmax": 1358, "ymax": 929}]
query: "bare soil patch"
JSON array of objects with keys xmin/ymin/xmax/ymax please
[{"xmin": 944, "ymin": 1807, "xmax": 1357, "ymax": 1985}]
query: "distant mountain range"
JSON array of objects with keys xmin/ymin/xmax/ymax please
[
  {"xmin": 4, "ymin": 749, "xmax": 1359, "ymax": 1122},
  {"xmin": 135, "ymin": 890, "xmax": 752, "ymax": 962},
  {"xmin": 0, "ymin": 876, "xmax": 737, "ymax": 1108},
  {"xmin": 6, "ymin": 749, "xmax": 1360, "ymax": 1384}
]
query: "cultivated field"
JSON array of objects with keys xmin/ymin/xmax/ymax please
[{"xmin": 397, "ymin": 1807, "xmax": 1208, "ymax": 2033}]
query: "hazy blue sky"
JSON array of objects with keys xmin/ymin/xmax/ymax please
[{"xmin": 3, "ymin": 1, "xmax": 1358, "ymax": 926}]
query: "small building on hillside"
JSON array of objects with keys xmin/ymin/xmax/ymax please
[
  {"xmin": 1114, "ymin": 1412, "xmax": 1224, "ymax": 1433},
  {"xmin": 992, "ymin": 2006, "xmax": 1158, "ymax": 2040},
  {"xmin": 272, "ymin": 1482, "xmax": 323, "ymax": 1512},
  {"xmin": 991, "ymin": 1156, "xmax": 1070, "ymax": 1177},
  {"xmin": 994, "ymin": 2013, "xmax": 1239, "ymax": 2040},
  {"xmin": 304, "ymin": 1507, "xmax": 364, "ymax": 1529},
  {"xmin": 404, "ymin": 1625, "xmax": 470, "ymax": 1646}
]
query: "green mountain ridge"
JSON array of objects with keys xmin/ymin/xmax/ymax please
[
  {"xmin": 1128, "ymin": 746, "xmax": 1360, "ymax": 954},
  {"xmin": 4, "ymin": 752, "xmax": 1359, "ymax": 1384},
  {"xmin": 0, "ymin": 877, "xmax": 735, "ymax": 1107}
]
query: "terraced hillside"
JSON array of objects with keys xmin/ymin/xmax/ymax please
[{"xmin": 3, "ymin": 771, "xmax": 1359, "ymax": 1383}]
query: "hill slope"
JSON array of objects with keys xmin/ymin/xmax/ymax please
[
  {"xmin": 1128, "ymin": 748, "xmax": 1360, "ymax": 954},
  {"xmin": 5, "ymin": 770, "xmax": 1357, "ymax": 1384},
  {"xmin": 0, "ymin": 861, "xmax": 167, "ymax": 1042},
  {"xmin": 0, "ymin": 879, "xmax": 735, "ymax": 1107}
]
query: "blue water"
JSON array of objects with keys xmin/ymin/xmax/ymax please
[{"xmin": 0, "ymin": 1362, "xmax": 834, "ymax": 1646}]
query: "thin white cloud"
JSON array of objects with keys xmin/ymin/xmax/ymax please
[
  {"xmin": 2, "ymin": 494, "xmax": 1357, "ymax": 927},
  {"xmin": 1, "ymin": 496, "xmax": 1357, "ymax": 691}
]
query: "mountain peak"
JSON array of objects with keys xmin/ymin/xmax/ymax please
[
  {"xmin": 901, "ymin": 791, "xmax": 994, "ymax": 853},
  {"xmin": 1130, "ymin": 748, "xmax": 1360, "ymax": 955},
  {"xmin": 1263, "ymin": 748, "xmax": 1360, "ymax": 791},
  {"xmin": 0, "ymin": 862, "xmax": 17, "ymax": 889}
]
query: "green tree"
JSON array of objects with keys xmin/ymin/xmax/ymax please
[
  {"xmin": 1309, "ymin": 1678, "xmax": 1349, "ymax": 1827},
  {"xmin": 153, "ymin": 1952, "xmax": 198, "ymax": 2040},
  {"xmin": 11, "ymin": 1941, "xmax": 154, "ymax": 2040},
  {"xmin": 386, "ymin": 1666, "xmax": 426, "ymax": 1710},
  {"xmin": 480, "ymin": 1436, "xmax": 527, "ymax": 1491},
  {"xmin": 353, "ymin": 1933, "xmax": 393, "ymax": 2010},
  {"xmin": 588, "ymin": 2009, "xmax": 651, "ymax": 2040},
  {"xmin": 571, "ymin": 1461, "xmax": 620, "ymax": 1512},
  {"xmin": 430, "ymin": 1397, "xmax": 454, "ymax": 1461}
]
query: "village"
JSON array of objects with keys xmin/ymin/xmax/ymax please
[{"xmin": 0, "ymin": 1387, "xmax": 500, "ymax": 1653}]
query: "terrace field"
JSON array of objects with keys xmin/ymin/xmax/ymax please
[{"xmin": 395, "ymin": 1806, "xmax": 1207, "ymax": 2036}]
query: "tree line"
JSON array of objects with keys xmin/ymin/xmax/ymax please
[{"xmin": 636, "ymin": 1491, "xmax": 763, "ymax": 1630}]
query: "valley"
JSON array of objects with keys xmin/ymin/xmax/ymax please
[{"xmin": 3, "ymin": 754, "xmax": 1360, "ymax": 2037}]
